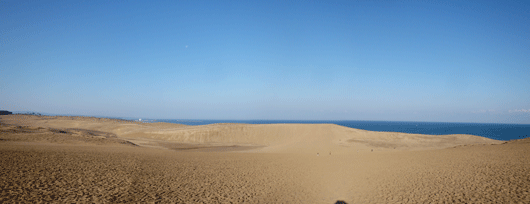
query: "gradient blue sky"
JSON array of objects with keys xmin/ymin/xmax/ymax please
[{"xmin": 1, "ymin": 0, "xmax": 529, "ymax": 123}]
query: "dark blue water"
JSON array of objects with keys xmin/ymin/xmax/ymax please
[{"xmin": 147, "ymin": 119, "xmax": 530, "ymax": 141}]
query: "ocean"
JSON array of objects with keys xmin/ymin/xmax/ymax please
[{"xmin": 144, "ymin": 119, "xmax": 530, "ymax": 141}]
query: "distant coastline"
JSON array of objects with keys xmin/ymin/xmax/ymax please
[
  {"xmin": 4, "ymin": 112, "xmax": 529, "ymax": 141},
  {"xmin": 148, "ymin": 119, "xmax": 530, "ymax": 141}
]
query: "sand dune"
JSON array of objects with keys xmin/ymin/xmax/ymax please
[
  {"xmin": 1, "ymin": 115, "xmax": 528, "ymax": 203},
  {"xmin": 0, "ymin": 115, "xmax": 501, "ymax": 153}
]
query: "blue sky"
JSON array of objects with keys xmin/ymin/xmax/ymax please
[{"xmin": 1, "ymin": 0, "xmax": 529, "ymax": 123}]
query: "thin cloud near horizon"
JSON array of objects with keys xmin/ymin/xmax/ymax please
[{"xmin": 509, "ymin": 109, "xmax": 530, "ymax": 113}]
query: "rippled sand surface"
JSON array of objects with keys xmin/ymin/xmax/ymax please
[{"xmin": 1, "ymin": 115, "xmax": 528, "ymax": 203}]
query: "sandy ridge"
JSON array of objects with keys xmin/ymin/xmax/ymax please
[
  {"xmin": 0, "ymin": 115, "xmax": 502, "ymax": 153},
  {"xmin": 1, "ymin": 115, "xmax": 529, "ymax": 203}
]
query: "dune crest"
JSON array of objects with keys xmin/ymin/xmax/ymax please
[
  {"xmin": 0, "ymin": 115, "xmax": 501, "ymax": 153},
  {"xmin": 1, "ymin": 115, "xmax": 528, "ymax": 203}
]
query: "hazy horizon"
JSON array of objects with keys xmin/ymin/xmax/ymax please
[
  {"xmin": 6, "ymin": 110, "xmax": 530, "ymax": 126},
  {"xmin": 2, "ymin": 1, "xmax": 529, "ymax": 124}
]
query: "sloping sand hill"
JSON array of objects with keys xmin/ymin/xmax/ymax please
[
  {"xmin": 0, "ymin": 115, "xmax": 501, "ymax": 154},
  {"xmin": 1, "ymin": 115, "xmax": 528, "ymax": 203}
]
